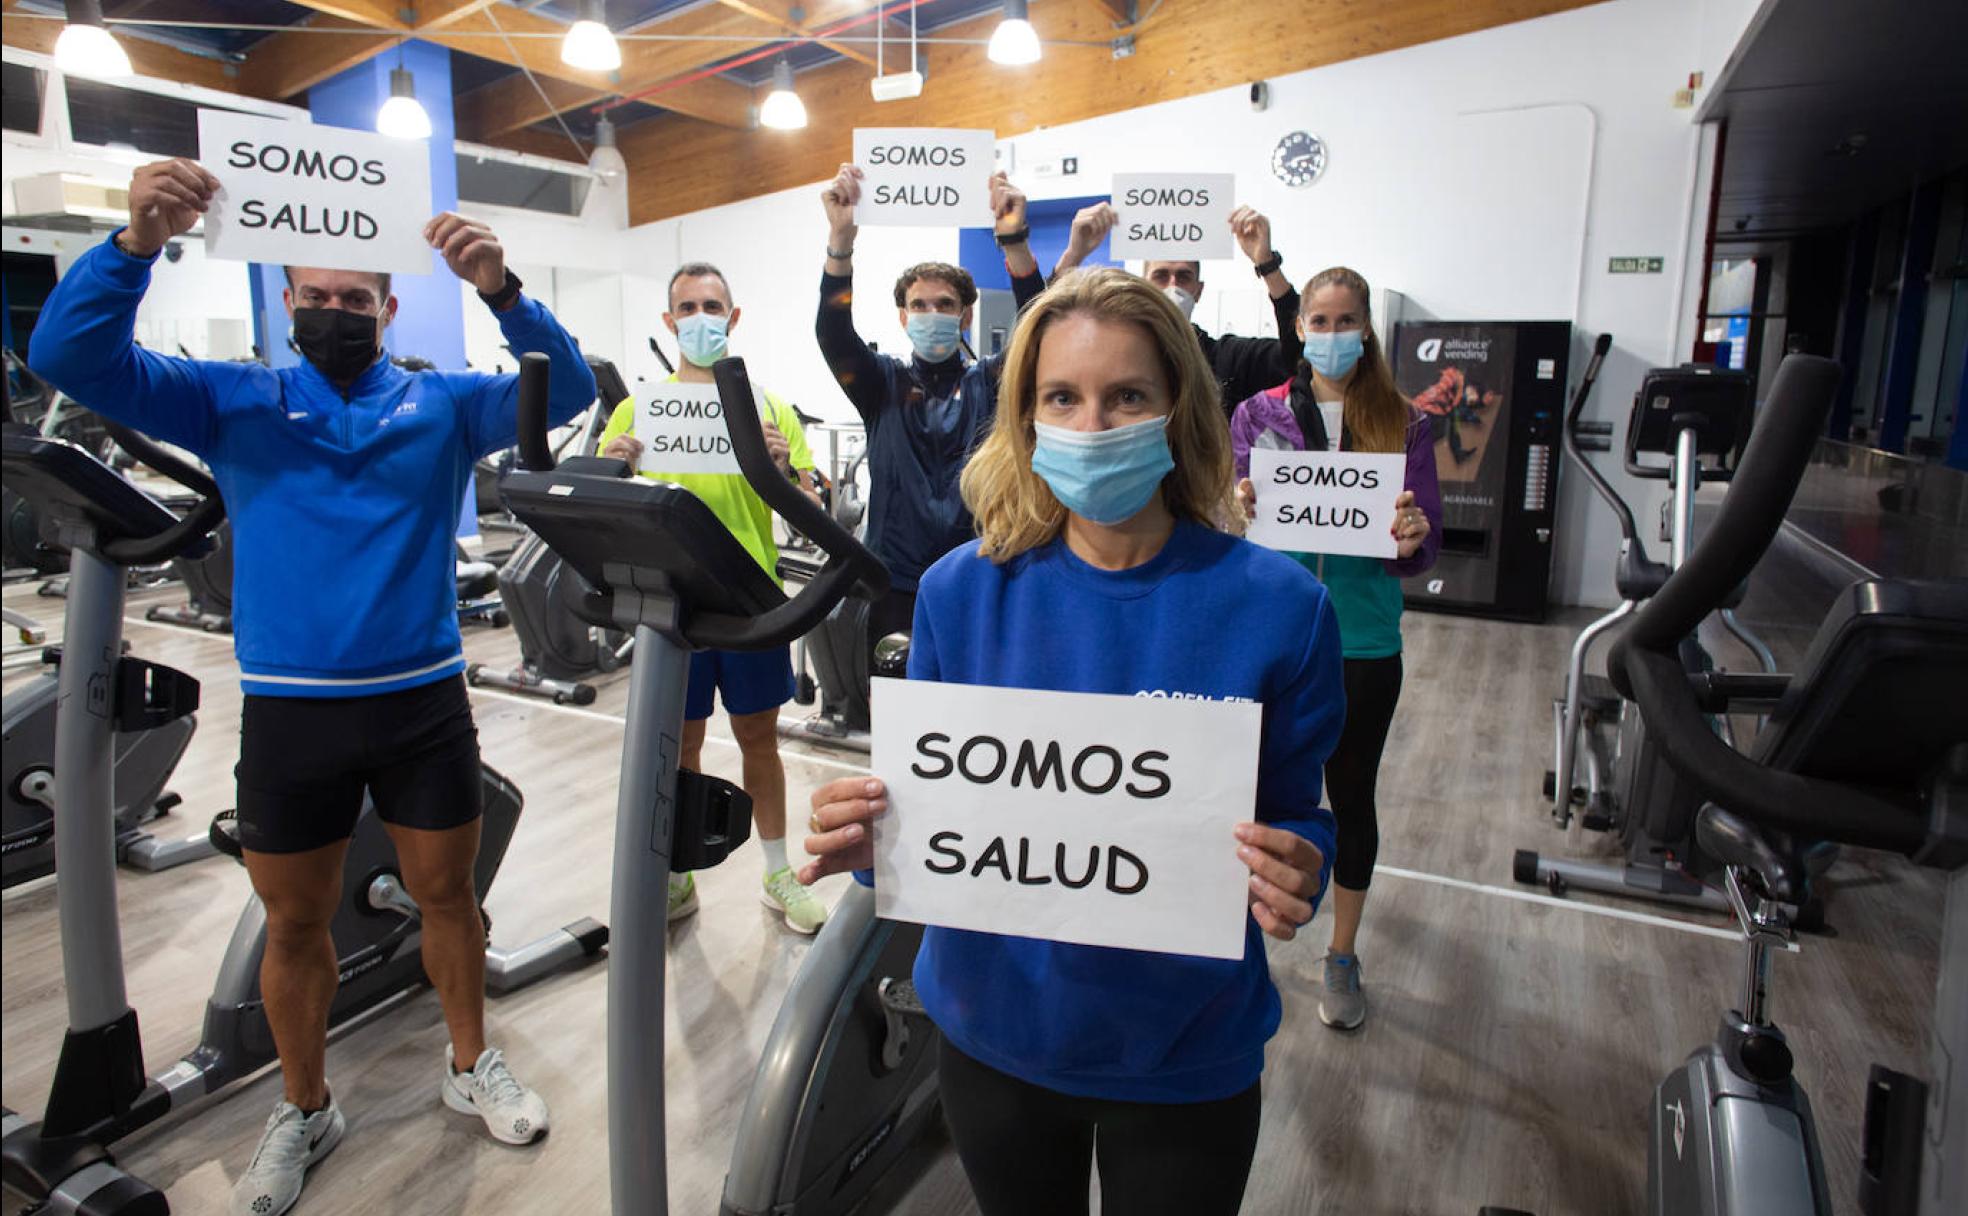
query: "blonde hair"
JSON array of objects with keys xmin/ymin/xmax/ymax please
[
  {"xmin": 961, "ymin": 267, "xmax": 1236, "ymax": 561},
  {"xmin": 1303, "ymin": 266, "xmax": 1409, "ymax": 455}
]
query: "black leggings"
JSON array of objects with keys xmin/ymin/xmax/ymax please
[
  {"xmin": 1326, "ymin": 653, "xmax": 1405, "ymax": 892},
  {"xmin": 937, "ymin": 1039, "xmax": 1261, "ymax": 1216}
]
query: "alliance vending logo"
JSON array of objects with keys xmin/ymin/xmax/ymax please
[{"xmin": 1422, "ymin": 337, "xmax": 1495, "ymax": 364}]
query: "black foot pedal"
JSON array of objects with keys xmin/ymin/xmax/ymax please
[{"xmin": 879, "ymin": 977, "xmax": 925, "ymax": 1017}]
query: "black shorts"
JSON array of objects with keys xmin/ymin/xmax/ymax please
[{"xmin": 235, "ymin": 675, "xmax": 482, "ymax": 855}]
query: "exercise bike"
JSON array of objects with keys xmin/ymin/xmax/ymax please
[
  {"xmin": 497, "ymin": 353, "xmax": 939, "ymax": 1214},
  {"xmin": 466, "ymin": 355, "xmax": 634, "ymax": 705},
  {"xmin": 4, "ymin": 422, "xmax": 228, "ymax": 888},
  {"xmin": 0, "ymin": 425, "xmax": 608, "ymax": 1215},
  {"xmin": 1515, "ymin": 347, "xmax": 1777, "ymax": 914}
]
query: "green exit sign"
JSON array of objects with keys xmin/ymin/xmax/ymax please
[{"xmin": 1609, "ymin": 256, "xmax": 1665, "ymax": 274}]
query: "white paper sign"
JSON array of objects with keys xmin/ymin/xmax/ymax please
[
  {"xmin": 1110, "ymin": 173, "xmax": 1235, "ymax": 261},
  {"xmin": 197, "ymin": 110, "xmax": 432, "ymax": 276},
  {"xmin": 871, "ymin": 677, "xmax": 1261, "ymax": 960},
  {"xmin": 853, "ymin": 127, "xmax": 995, "ymax": 227},
  {"xmin": 631, "ymin": 382, "xmax": 742, "ymax": 476},
  {"xmin": 1246, "ymin": 449, "xmax": 1405, "ymax": 559}
]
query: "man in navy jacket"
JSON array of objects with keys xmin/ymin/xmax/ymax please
[{"xmin": 29, "ymin": 156, "xmax": 595, "ymax": 1216}]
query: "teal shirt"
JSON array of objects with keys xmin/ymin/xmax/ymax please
[{"xmin": 1294, "ymin": 553, "xmax": 1405, "ymax": 660}]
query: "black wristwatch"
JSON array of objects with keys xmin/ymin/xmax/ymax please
[
  {"xmin": 1252, "ymin": 251, "xmax": 1283, "ymax": 277},
  {"xmin": 478, "ymin": 269, "xmax": 524, "ymax": 311},
  {"xmin": 995, "ymin": 227, "xmax": 1031, "ymax": 247}
]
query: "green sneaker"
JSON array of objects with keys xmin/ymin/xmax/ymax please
[
  {"xmin": 667, "ymin": 872, "xmax": 697, "ymax": 923},
  {"xmin": 761, "ymin": 867, "xmax": 828, "ymax": 935}
]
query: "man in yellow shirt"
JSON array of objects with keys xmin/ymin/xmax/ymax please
[{"xmin": 599, "ymin": 262, "xmax": 828, "ymax": 933}]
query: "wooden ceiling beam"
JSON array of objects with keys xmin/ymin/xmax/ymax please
[
  {"xmin": 233, "ymin": 15, "xmax": 399, "ymax": 99},
  {"xmin": 410, "ymin": 0, "xmax": 501, "ymax": 30},
  {"xmin": 0, "ymin": 10, "xmax": 239, "ymax": 92},
  {"xmin": 617, "ymin": 0, "xmax": 1602, "ymax": 225},
  {"xmin": 282, "ymin": 0, "xmax": 412, "ymax": 32},
  {"xmin": 712, "ymin": 0, "xmax": 877, "ymax": 69}
]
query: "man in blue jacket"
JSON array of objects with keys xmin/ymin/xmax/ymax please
[
  {"xmin": 814, "ymin": 166, "xmax": 1044, "ymax": 656},
  {"xmin": 28, "ymin": 156, "xmax": 596, "ymax": 1216}
]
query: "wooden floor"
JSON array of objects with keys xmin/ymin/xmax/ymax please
[{"xmin": 0, "ymin": 575, "xmax": 1941, "ymax": 1216}]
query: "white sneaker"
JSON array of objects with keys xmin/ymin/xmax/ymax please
[
  {"xmin": 761, "ymin": 866, "xmax": 828, "ymax": 935},
  {"xmin": 231, "ymin": 1095, "xmax": 345, "ymax": 1216},
  {"xmin": 442, "ymin": 1046, "xmax": 550, "ymax": 1145}
]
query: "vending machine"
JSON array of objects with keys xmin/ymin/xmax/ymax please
[{"xmin": 1391, "ymin": 320, "xmax": 1570, "ymax": 621}]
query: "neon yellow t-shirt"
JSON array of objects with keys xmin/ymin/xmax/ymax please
[{"xmin": 598, "ymin": 376, "xmax": 815, "ymax": 585}]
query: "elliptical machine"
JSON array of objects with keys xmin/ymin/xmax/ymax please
[
  {"xmin": 1606, "ymin": 354, "xmax": 1967, "ymax": 1216},
  {"xmin": 0, "ymin": 427, "xmax": 607, "ymax": 1216},
  {"xmin": 1515, "ymin": 344, "xmax": 1774, "ymax": 914},
  {"xmin": 497, "ymin": 354, "xmax": 939, "ymax": 1214},
  {"xmin": 466, "ymin": 355, "xmax": 634, "ymax": 705},
  {"xmin": 778, "ymin": 448, "xmax": 879, "ymax": 753}
]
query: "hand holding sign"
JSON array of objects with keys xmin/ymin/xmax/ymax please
[
  {"xmin": 423, "ymin": 212, "xmax": 506, "ymax": 295},
  {"xmin": 987, "ymin": 170, "xmax": 1027, "ymax": 235},
  {"xmin": 1236, "ymin": 820, "xmax": 1326, "ymax": 941},
  {"xmin": 122, "ymin": 159, "xmax": 221, "ymax": 258},
  {"xmin": 799, "ymin": 776, "xmax": 887, "ymax": 884},
  {"xmin": 1054, "ymin": 201, "xmax": 1117, "ymax": 276},
  {"xmin": 821, "ymin": 162, "xmax": 863, "ymax": 252},
  {"xmin": 1390, "ymin": 488, "xmax": 1430, "ymax": 559},
  {"xmin": 1228, "ymin": 205, "xmax": 1274, "ymax": 266}
]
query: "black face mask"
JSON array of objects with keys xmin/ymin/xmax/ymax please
[{"xmin": 292, "ymin": 307, "xmax": 382, "ymax": 388}]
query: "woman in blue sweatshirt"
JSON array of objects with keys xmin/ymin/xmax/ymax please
[{"xmin": 799, "ymin": 267, "xmax": 1345, "ymax": 1215}]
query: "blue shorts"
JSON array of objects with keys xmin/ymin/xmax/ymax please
[{"xmin": 686, "ymin": 646, "xmax": 796, "ymax": 721}]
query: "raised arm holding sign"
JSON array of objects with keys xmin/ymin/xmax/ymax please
[
  {"xmin": 814, "ymin": 157, "xmax": 1046, "ymax": 664},
  {"xmin": 28, "ymin": 144, "xmax": 598, "ymax": 1216}
]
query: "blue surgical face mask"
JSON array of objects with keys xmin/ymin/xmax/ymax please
[
  {"xmin": 1302, "ymin": 328, "xmax": 1365, "ymax": 379},
  {"xmin": 906, "ymin": 312, "xmax": 963, "ymax": 363},
  {"xmin": 674, "ymin": 312, "xmax": 729, "ymax": 367},
  {"xmin": 1030, "ymin": 416, "xmax": 1176, "ymax": 525}
]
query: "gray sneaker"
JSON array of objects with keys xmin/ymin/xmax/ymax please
[
  {"xmin": 231, "ymin": 1095, "xmax": 345, "ymax": 1216},
  {"xmin": 1318, "ymin": 953, "xmax": 1366, "ymax": 1030}
]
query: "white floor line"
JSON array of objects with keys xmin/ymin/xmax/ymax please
[
  {"xmin": 465, "ymin": 685, "xmax": 877, "ymax": 777},
  {"xmin": 1375, "ymin": 863, "xmax": 1795, "ymax": 950}
]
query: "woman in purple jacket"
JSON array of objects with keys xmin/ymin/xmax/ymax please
[{"xmin": 1231, "ymin": 265, "xmax": 1442, "ymax": 1031}]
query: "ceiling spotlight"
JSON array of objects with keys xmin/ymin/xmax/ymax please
[
  {"xmin": 987, "ymin": 0, "xmax": 1042, "ymax": 67},
  {"xmin": 590, "ymin": 114, "xmax": 627, "ymax": 183},
  {"xmin": 760, "ymin": 58, "xmax": 807, "ymax": 131},
  {"xmin": 562, "ymin": 0, "xmax": 622, "ymax": 73},
  {"xmin": 376, "ymin": 66, "xmax": 433, "ymax": 140},
  {"xmin": 54, "ymin": 0, "xmax": 132, "ymax": 79}
]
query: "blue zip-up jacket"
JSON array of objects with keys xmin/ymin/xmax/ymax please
[
  {"xmin": 814, "ymin": 266, "xmax": 1044, "ymax": 592},
  {"xmin": 28, "ymin": 233, "xmax": 596, "ymax": 698},
  {"xmin": 861, "ymin": 520, "xmax": 1344, "ymax": 1103}
]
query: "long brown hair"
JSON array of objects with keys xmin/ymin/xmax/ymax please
[
  {"xmin": 960, "ymin": 268, "xmax": 1235, "ymax": 561},
  {"xmin": 1303, "ymin": 266, "xmax": 1409, "ymax": 455}
]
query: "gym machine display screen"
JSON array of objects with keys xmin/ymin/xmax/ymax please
[{"xmin": 1392, "ymin": 319, "xmax": 1569, "ymax": 621}]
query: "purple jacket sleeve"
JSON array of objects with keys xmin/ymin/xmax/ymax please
[
  {"xmin": 1229, "ymin": 395, "xmax": 1261, "ymax": 482},
  {"xmin": 1383, "ymin": 409, "xmax": 1443, "ymax": 578}
]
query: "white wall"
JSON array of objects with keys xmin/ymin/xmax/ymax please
[{"xmin": 620, "ymin": 0, "xmax": 1747, "ymax": 606}]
